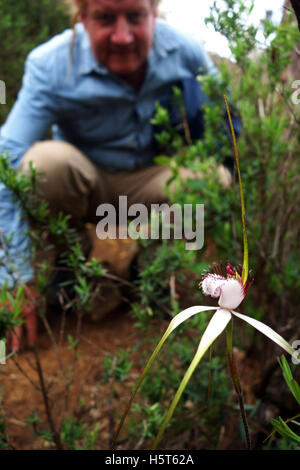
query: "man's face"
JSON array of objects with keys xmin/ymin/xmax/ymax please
[{"xmin": 80, "ymin": 0, "xmax": 156, "ymax": 78}]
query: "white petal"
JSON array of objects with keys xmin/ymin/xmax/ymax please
[
  {"xmin": 152, "ymin": 308, "xmax": 232, "ymax": 449},
  {"xmin": 218, "ymin": 279, "xmax": 245, "ymax": 310},
  {"xmin": 111, "ymin": 304, "xmax": 217, "ymax": 448},
  {"xmin": 167, "ymin": 305, "xmax": 218, "ymax": 333},
  {"xmin": 232, "ymin": 310, "xmax": 297, "ymax": 357},
  {"xmin": 197, "ymin": 308, "xmax": 232, "ymax": 353}
]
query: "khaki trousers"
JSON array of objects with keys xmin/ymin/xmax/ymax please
[{"xmin": 20, "ymin": 140, "xmax": 231, "ymax": 231}]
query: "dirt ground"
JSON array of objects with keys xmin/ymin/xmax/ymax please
[
  {"xmin": 1, "ymin": 308, "xmax": 140, "ymax": 449},
  {"xmin": 0, "ymin": 235, "xmax": 148, "ymax": 450}
]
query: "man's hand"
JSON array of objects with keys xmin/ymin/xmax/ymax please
[{"xmin": 5, "ymin": 283, "xmax": 39, "ymax": 353}]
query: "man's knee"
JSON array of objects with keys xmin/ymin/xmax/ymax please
[
  {"xmin": 20, "ymin": 140, "xmax": 86, "ymax": 178},
  {"xmin": 19, "ymin": 140, "xmax": 98, "ymax": 222}
]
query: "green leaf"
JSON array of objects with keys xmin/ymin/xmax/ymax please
[
  {"xmin": 270, "ymin": 417, "xmax": 300, "ymax": 444},
  {"xmin": 111, "ymin": 305, "xmax": 218, "ymax": 448},
  {"xmin": 152, "ymin": 309, "xmax": 232, "ymax": 449},
  {"xmin": 154, "ymin": 156, "xmax": 172, "ymax": 166},
  {"xmin": 278, "ymin": 356, "xmax": 300, "ymax": 406}
]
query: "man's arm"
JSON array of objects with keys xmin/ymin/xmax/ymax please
[
  {"xmin": 0, "ymin": 52, "xmax": 58, "ymax": 288},
  {"xmin": 0, "ymin": 51, "xmax": 58, "ymax": 349}
]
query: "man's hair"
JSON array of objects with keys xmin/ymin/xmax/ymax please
[{"xmin": 68, "ymin": 0, "xmax": 160, "ymax": 26}]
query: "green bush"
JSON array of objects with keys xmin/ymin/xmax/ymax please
[
  {"xmin": 0, "ymin": 0, "xmax": 70, "ymax": 122},
  {"xmin": 123, "ymin": 0, "xmax": 300, "ymax": 449},
  {"xmin": 149, "ymin": 0, "xmax": 300, "ymax": 333}
]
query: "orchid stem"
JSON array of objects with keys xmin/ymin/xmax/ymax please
[
  {"xmin": 207, "ymin": 346, "xmax": 213, "ymax": 405},
  {"xmin": 224, "ymin": 95, "xmax": 248, "ymax": 284},
  {"xmin": 226, "ymin": 320, "xmax": 251, "ymax": 450}
]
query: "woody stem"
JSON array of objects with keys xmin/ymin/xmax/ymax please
[{"xmin": 226, "ymin": 319, "xmax": 251, "ymax": 450}]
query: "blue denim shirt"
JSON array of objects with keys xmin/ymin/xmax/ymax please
[{"xmin": 0, "ymin": 20, "xmax": 218, "ymax": 288}]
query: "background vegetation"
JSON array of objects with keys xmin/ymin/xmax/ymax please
[{"xmin": 0, "ymin": 0, "xmax": 300, "ymax": 450}]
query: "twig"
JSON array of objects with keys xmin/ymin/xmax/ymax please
[
  {"xmin": 58, "ymin": 292, "xmax": 67, "ymax": 347},
  {"xmin": 226, "ymin": 321, "xmax": 251, "ymax": 450},
  {"xmin": 227, "ymin": 351, "xmax": 251, "ymax": 450},
  {"xmin": 39, "ymin": 312, "xmax": 67, "ymax": 381},
  {"xmin": 169, "ymin": 274, "xmax": 177, "ymax": 303},
  {"xmin": 11, "ymin": 356, "xmax": 40, "ymax": 392},
  {"xmin": 33, "ymin": 344, "xmax": 64, "ymax": 450}
]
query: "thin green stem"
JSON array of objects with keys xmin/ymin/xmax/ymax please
[
  {"xmin": 226, "ymin": 319, "xmax": 233, "ymax": 359},
  {"xmin": 224, "ymin": 95, "xmax": 248, "ymax": 284},
  {"xmin": 206, "ymin": 346, "xmax": 213, "ymax": 405}
]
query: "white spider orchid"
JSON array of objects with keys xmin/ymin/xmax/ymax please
[{"xmin": 112, "ymin": 96, "xmax": 300, "ymax": 450}]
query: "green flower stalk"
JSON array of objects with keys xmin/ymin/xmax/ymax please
[{"xmin": 111, "ymin": 97, "xmax": 300, "ymax": 450}]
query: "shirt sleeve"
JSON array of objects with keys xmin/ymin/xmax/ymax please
[
  {"xmin": 180, "ymin": 34, "xmax": 218, "ymax": 78},
  {"xmin": 193, "ymin": 42, "xmax": 218, "ymax": 77},
  {"xmin": 0, "ymin": 52, "xmax": 57, "ymax": 288}
]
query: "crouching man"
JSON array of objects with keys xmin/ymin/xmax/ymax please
[{"xmin": 0, "ymin": 0, "xmax": 236, "ymax": 351}]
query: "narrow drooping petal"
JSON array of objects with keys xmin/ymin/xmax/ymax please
[
  {"xmin": 111, "ymin": 305, "xmax": 217, "ymax": 448},
  {"xmin": 232, "ymin": 310, "xmax": 298, "ymax": 358},
  {"xmin": 218, "ymin": 278, "xmax": 245, "ymax": 310},
  {"xmin": 167, "ymin": 305, "xmax": 218, "ymax": 332},
  {"xmin": 198, "ymin": 308, "xmax": 232, "ymax": 352},
  {"xmin": 152, "ymin": 309, "xmax": 232, "ymax": 449}
]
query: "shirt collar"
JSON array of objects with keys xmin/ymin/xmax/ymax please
[{"xmin": 76, "ymin": 19, "xmax": 179, "ymax": 76}]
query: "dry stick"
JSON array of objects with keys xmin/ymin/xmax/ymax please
[
  {"xmin": 39, "ymin": 312, "xmax": 67, "ymax": 381},
  {"xmin": 169, "ymin": 274, "xmax": 177, "ymax": 304},
  {"xmin": 74, "ymin": 305, "xmax": 84, "ymax": 361},
  {"xmin": 33, "ymin": 344, "xmax": 64, "ymax": 450},
  {"xmin": 58, "ymin": 292, "xmax": 67, "ymax": 347},
  {"xmin": 62, "ymin": 298, "xmax": 85, "ymax": 410},
  {"xmin": 56, "ymin": 290, "xmax": 75, "ymax": 412},
  {"xmin": 226, "ymin": 351, "xmax": 251, "ymax": 450},
  {"xmin": 11, "ymin": 355, "xmax": 41, "ymax": 392},
  {"xmin": 55, "ymin": 288, "xmax": 81, "ymax": 412},
  {"xmin": 81, "ymin": 334, "xmax": 110, "ymax": 355},
  {"xmin": 108, "ymin": 380, "xmax": 116, "ymax": 449},
  {"xmin": 226, "ymin": 318, "xmax": 251, "ymax": 451}
]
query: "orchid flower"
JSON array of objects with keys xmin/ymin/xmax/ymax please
[{"xmin": 111, "ymin": 96, "xmax": 300, "ymax": 450}]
